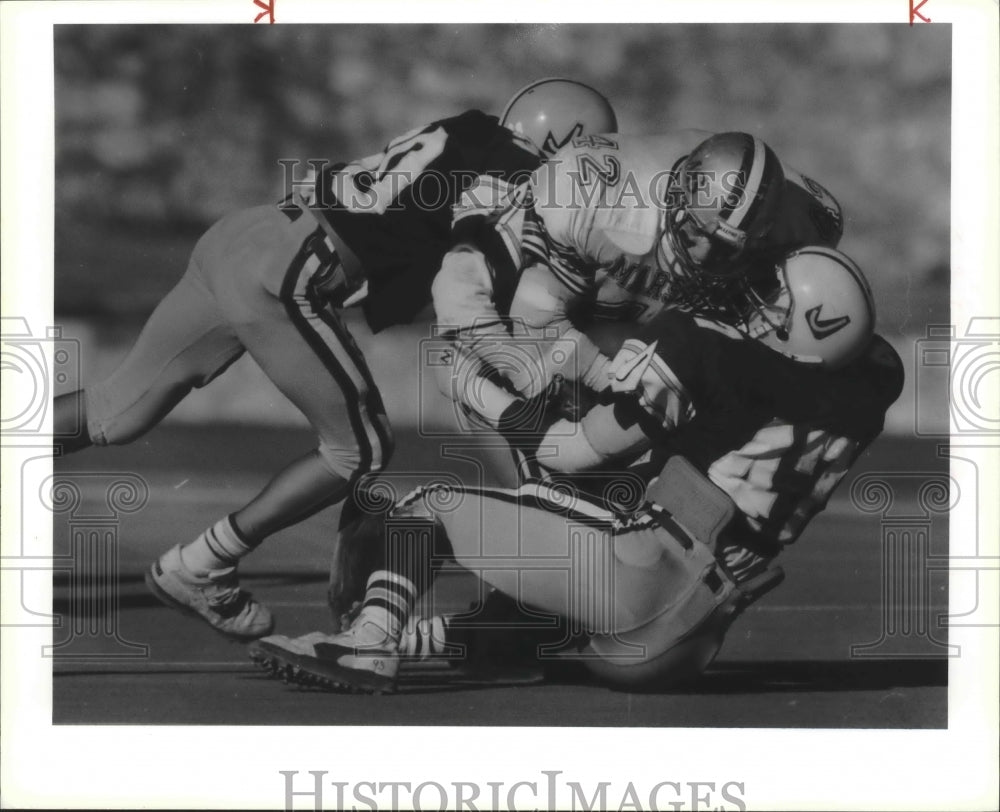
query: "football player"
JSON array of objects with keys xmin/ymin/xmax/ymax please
[
  {"xmin": 51, "ymin": 78, "xmax": 617, "ymax": 640},
  {"xmin": 432, "ymin": 130, "xmax": 844, "ymax": 437},
  {"xmin": 249, "ymin": 246, "xmax": 904, "ymax": 692},
  {"xmin": 321, "ymin": 132, "xmax": 845, "ymax": 620}
]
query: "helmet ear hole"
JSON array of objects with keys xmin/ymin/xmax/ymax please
[{"xmin": 501, "ymin": 77, "xmax": 617, "ymax": 154}]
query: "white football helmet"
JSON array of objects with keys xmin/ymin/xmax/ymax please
[
  {"xmin": 500, "ymin": 77, "xmax": 617, "ymax": 156},
  {"xmin": 744, "ymin": 246, "xmax": 876, "ymax": 369}
]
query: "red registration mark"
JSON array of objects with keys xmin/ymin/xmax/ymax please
[
  {"xmin": 909, "ymin": 0, "xmax": 931, "ymax": 25},
  {"xmin": 253, "ymin": 0, "xmax": 275, "ymax": 24}
]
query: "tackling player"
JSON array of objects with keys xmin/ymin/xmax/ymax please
[
  {"xmin": 432, "ymin": 129, "xmax": 844, "ymax": 437},
  {"xmin": 321, "ymin": 132, "xmax": 846, "ymax": 620},
  {"xmin": 51, "ymin": 78, "xmax": 617, "ymax": 640},
  {"xmin": 249, "ymin": 246, "xmax": 904, "ymax": 692}
]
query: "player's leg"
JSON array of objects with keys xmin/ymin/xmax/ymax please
[
  {"xmin": 583, "ymin": 562, "xmax": 783, "ymax": 690},
  {"xmin": 250, "ymin": 483, "xmax": 640, "ymax": 690},
  {"xmin": 419, "ymin": 490, "xmax": 775, "ymax": 690},
  {"xmin": 222, "ymin": 211, "xmax": 391, "ymax": 543},
  {"xmin": 229, "ymin": 312, "xmax": 392, "ymax": 542},
  {"xmin": 149, "ymin": 207, "xmax": 392, "ymax": 638},
  {"xmin": 261, "ymin": 481, "xmax": 764, "ymax": 691},
  {"xmin": 52, "ymin": 251, "xmax": 243, "ymax": 454},
  {"xmin": 433, "ymin": 485, "xmax": 778, "ymax": 690}
]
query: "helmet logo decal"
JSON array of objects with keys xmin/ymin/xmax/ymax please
[
  {"xmin": 805, "ymin": 305, "xmax": 851, "ymax": 339},
  {"xmin": 542, "ymin": 122, "xmax": 585, "ymax": 156}
]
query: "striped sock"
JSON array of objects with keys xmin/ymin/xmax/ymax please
[
  {"xmin": 180, "ymin": 515, "xmax": 254, "ymax": 575},
  {"xmin": 357, "ymin": 570, "xmax": 419, "ymax": 641}
]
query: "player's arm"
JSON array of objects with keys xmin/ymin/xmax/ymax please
[
  {"xmin": 507, "ymin": 262, "xmax": 613, "ymax": 398},
  {"xmin": 504, "ymin": 148, "xmax": 624, "ymax": 397},
  {"xmin": 534, "ymin": 334, "xmax": 697, "ymax": 472},
  {"xmin": 431, "ymin": 246, "xmax": 524, "ymax": 429},
  {"xmin": 431, "ymin": 172, "xmax": 542, "ymax": 428}
]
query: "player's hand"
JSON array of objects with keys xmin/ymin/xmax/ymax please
[
  {"xmin": 549, "ymin": 373, "xmax": 600, "ymax": 423},
  {"xmin": 311, "ymin": 259, "xmax": 366, "ymax": 309},
  {"xmin": 496, "ymin": 376, "xmax": 566, "ymax": 457}
]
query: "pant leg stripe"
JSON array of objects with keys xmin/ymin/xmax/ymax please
[
  {"xmin": 299, "ymin": 305, "xmax": 390, "ymax": 470},
  {"xmin": 314, "ymin": 306, "xmax": 393, "ymax": 469},
  {"xmin": 279, "ymin": 234, "xmax": 375, "ymax": 473},
  {"xmin": 421, "ymin": 483, "xmax": 617, "ymax": 528}
]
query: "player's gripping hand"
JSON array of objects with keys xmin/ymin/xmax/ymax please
[
  {"xmin": 548, "ymin": 372, "xmax": 602, "ymax": 423},
  {"xmin": 496, "ymin": 374, "xmax": 575, "ymax": 459}
]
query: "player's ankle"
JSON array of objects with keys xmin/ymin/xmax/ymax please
[{"xmin": 180, "ymin": 516, "xmax": 254, "ymax": 575}]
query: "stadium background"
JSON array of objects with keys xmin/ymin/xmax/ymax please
[{"xmin": 54, "ymin": 23, "xmax": 950, "ymax": 434}]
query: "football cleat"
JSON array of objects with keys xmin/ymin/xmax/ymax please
[
  {"xmin": 248, "ymin": 631, "xmax": 332, "ymax": 682},
  {"xmin": 145, "ymin": 544, "xmax": 274, "ymax": 640},
  {"xmin": 398, "ymin": 614, "xmax": 453, "ymax": 660},
  {"xmin": 249, "ymin": 617, "xmax": 399, "ymax": 694}
]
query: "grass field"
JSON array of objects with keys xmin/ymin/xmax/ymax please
[{"xmin": 51, "ymin": 425, "xmax": 950, "ymax": 728}]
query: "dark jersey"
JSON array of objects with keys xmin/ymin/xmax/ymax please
[
  {"xmin": 588, "ymin": 312, "xmax": 904, "ymax": 548},
  {"xmin": 304, "ymin": 110, "xmax": 540, "ymax": 332}
]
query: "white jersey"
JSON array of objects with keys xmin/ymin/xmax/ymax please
[
  {"xmin": 521, "ymin": 131, "xmax": 843, "ymax": 326},
  {"xmin": 435, "ymin": 129, "xmax": 845, "ymax": 409}
]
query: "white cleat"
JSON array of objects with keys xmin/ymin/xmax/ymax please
[
  {"xmin": 145, "ymin": 545, "xmax": 274, "ymax": 640},
  {"xmin": 249, "ymin": 619, "xmax": 399, "ymax": 693}
]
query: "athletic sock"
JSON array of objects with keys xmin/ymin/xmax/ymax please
[
  {"xmin": 180, "ymin": 515, "xmax": 254, "ymax": 576},
  {"xmin": 353, "ymin": 518, "xmax": 436, "ymax": 645},
  {"xmin": 355, "ymin": 570, "xmax": 419, "ymax": 644}
]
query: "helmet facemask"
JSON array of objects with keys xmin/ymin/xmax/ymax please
[
  {"xmin": 656, "ymin": 186, "xmax": 757, "ymax": 323},
  {"xmin": 663, "ymin": 197, "xmax": 754, "ymax": 279},
  {"xmin": 741, "ymin": 260, "xmax": 794, "ymax": 342},
  {"xmin": 658, "ymin": 132, "xmax": 785, "ymax": 317}
]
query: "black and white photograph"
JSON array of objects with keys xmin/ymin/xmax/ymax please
[{"xmin": 1, "ymin": 1, "xmax": 997, "ymax": 809}]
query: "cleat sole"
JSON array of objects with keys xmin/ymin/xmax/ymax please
[{"xmin": 249, "ymin": 639, "xmax": 396, "ymax": 694}]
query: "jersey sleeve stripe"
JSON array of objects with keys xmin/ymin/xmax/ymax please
[{"xmin": 521, "ymin": 216, "xmax": 593, "ymax": 295}]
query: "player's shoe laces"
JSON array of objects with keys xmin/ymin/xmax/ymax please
[
  {"xmin": 145, "ymin": 544, "xmax": 274, "ymax": 640},
  {"xmin": 248, "ymin": 616, "xmax": 399, "ymax": 693}
]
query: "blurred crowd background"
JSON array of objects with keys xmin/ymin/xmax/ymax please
[{"xmin": 53, "ymin": 24, "xmax": 951, "ymax": 432}]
